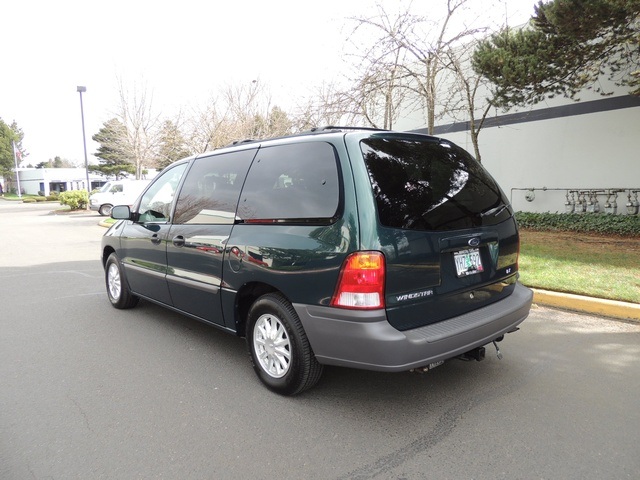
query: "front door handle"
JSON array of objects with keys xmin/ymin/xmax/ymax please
[
  {"xmin": 151, "ymin": 233, "xmax": 161, "ymax": 245},
  {"xmin": 172, "ymin": 235, "xmax": 185, "ymax": 247}
]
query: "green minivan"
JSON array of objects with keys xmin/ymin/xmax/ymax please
[{"xmin": 102, "ymin": 127, "xmax": 533, "ymax": 395}]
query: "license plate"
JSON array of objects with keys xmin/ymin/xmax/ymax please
[{"xmin": 454, "ymin": 248, "xmax": 484, "ymax": 277}]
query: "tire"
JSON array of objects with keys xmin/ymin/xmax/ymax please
[
  {"xmin": 105, "ymin": 253, "xmax": 139, "ymax": 309},
  {"xmin": 99, "ymin": 204, "xmax": 113, "ymax": 216},
  {"xmin": 246, "ymin": 293, "xmax": 323, "ymax": 395}
]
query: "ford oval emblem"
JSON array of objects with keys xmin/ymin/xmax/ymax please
[{"xmin": 468, "ymin": 237, "xmax": 480, "ymax": 247}]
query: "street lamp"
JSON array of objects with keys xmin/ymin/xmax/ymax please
[{"xmin": 76, "ymin": 86, "xmax": 91, "ymax": 205}]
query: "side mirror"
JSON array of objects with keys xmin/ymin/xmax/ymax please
[{"xmin": 111, "ymin": 205, "xmax": 132, "ymax": 220}]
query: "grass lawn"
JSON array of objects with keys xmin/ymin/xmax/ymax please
[{"xmin": 519, "ymin": 230, "xmax": 640, "ymax": 304}]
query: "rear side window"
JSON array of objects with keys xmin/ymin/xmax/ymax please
[
  {"xmin": 361, "ymin": 136, "xmax": 511, "ymax": 231},
  {"xmin": 238, "ymin": 142, "xmax": 340, "ymax": 222},
  {"xmin": 174, "ymin": 149, "xmax": 256, "ymax": 224}
]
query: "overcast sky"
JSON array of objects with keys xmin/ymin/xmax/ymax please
[{"xmin": 1, "ymin": 0, "xmax": 536, "ymax": 166}]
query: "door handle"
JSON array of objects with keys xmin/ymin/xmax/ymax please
[
  {"xmin": 151, "ymin": 233, "xmax": 161, "ymax": 245},
  {"xmin": 172, "ymin": 235, "xmax": 185, "ymax": 247}
]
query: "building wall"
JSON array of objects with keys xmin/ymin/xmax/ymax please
[{"xmin": 398, "ymin": 90, "xmax": 640, "ymax": 215}]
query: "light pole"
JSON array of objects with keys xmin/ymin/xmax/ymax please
[{"xmin": 76, "ymin": 86, "xmax": 91, "ymax": 205}]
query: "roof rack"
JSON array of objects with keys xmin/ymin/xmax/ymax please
[
  {"xmin": 221, "ymin": 126, "xmax": 392, "ymax": 150},
  {"xmin": 309, "ymin": 126, "xmax": 390, "ymax": 133},
  {"xmin": 223, "ymin": 138, "xmax": 256, "ymax": 148}
]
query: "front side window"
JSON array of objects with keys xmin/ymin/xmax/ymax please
[
  {"xmin": 238, "ymin": 142, "xmax": 340, "ymax": 222},
  {"xmin": 137, "ymin": 163, "xmax": 188, "ymax": 223},
  {"xmin": 173, "ymin": 149, "xmax": 256, "ymax": 225},
  {"xmin": 361, "ymin": 136, "xmax": 511, "ymax": 231}
]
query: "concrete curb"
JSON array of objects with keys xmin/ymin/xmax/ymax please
[{"xmin": 532, "ymin": 288, "xmax": 640, "ymax": 323}]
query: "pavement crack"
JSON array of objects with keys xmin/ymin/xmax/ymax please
[
  {"xmin": 69, "ymin": 397, "xmax": 96, "ymax": 436},
  {"xmin": 336, "ymin": 362, "xmax": 549, "ymax": 480}
]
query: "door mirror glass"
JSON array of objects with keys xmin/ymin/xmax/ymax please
[{"xmin": 111, "ymin": 205, "xmax": 131, "ymax": 220}]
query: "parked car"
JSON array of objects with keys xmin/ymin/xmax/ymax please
[
  {"xmin": 101, "ymin": 127, "xmax": 533, "ymax": 395},
  {"xmin": 90, "ymin": 179, "xmax": 150, "ymax": 216}
]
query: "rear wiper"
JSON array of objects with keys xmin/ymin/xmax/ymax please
[{"xmin": 481, "ymin": 204, "xmax": 507, "ymax": 217}]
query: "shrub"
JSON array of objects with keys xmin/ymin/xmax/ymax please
[
  {"xmin": 59, "ymin": 190, "xmax": 89, "ymax": 210},
  {"xmin": 22, "ymin": 198, "xmax": 36, "ymax": 203},
  {"xmin": 34, "ymin": 196, "xmax": 47, "ymax": 202},
  {"xmin": 515, "ymin": 212, "xmax": 640, "ymax": 237},
  {"xmin": 37, "ymin": 191, "xmax": 45, "ymax": 196}
]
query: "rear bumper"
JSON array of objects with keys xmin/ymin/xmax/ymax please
[{"xmin": 294, "ymin": 282, "xmax": 533, "ymax": 372}]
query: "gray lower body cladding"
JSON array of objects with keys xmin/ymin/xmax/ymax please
[{"xmin": 294, "ymin": 282, "xmax": 533, "ymax": 372}]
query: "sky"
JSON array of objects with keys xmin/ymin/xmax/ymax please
[{"xmin": 1, "ymin": 0, "xmax": 537, "ymax": 166}]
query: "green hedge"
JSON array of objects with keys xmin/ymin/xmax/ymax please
[{"xmin": 515, "ymin": 212, "xmax": 640, "ymax": 236}]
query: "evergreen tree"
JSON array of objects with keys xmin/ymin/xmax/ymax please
[
  {"xmin": 0, "ymin": 119, "xmax": 26, "ymax": 190},
  {"xmin": 473, "ymin": 0, "xmax": 640, "ymax": 108},
  {"xmin": 35, "ymin": 156, "xmax": 76, "ymax": 168},
  {"xmin": 156, "ymin": 120, "xmax": 191, "ymax": 170},
  {"xmin": 91, "ymin": 118, "xmax": 136, "ymax": 179}
]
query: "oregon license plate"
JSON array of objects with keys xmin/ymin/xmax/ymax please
[{"xmin": 454, "ymin": 248, "xmax": 484, "ymax": 277}]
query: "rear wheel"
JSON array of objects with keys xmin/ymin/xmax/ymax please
[
  {"xmin": 105, "ymin": 253, "xmax": 139, "ymax": 309},
  {"xmin": 247, "ymin": 293, "xmax": 323, "ymax": 395},
  {"xmin": 99, "ymin": 204, "xmax": 113, "ymax": 216}
]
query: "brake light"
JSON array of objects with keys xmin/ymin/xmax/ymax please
[{"xmin": 331, "ymin": 251, "xmax": 385, "ymax": 309}]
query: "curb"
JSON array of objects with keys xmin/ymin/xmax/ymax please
[{"xmin": 532, "ymin": 289, "xmax": 640, "ymax": 323}]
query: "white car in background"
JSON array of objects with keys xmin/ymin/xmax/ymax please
[{"xmin": 90, "ymin": 179, "xmax": 150, "ymax": 216}]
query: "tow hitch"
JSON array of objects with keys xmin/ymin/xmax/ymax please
[
  {"xmin": 411, "ymin": 336, "xmax": 508, "ymax": 373},
  {"xmin": 458, "ymin": 346, "xmax": 486, "ymax": 362},
  {"xmin": 458, "ymin": 337, "xmax": 504, "ymax": 362}
]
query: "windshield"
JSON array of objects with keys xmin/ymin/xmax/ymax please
[{"xmin": 360, "ymin": 136, "xmax": 511, "ymax": 231}]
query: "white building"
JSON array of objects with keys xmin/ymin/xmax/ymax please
[{"xmin": 13, "ymin": 168, "xmax": 107, "ymax": 196}]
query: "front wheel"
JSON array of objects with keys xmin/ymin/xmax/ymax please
[
  {"xmin": 105, "ymin": 253, "xmax": 139, "ymax": 309},
  {"xmin": 99, "ymin": 204, "xmax": 113, "ymax": 216},
  {"xmin": 247, "ymin": 293, "xmax": 323, "ymax": 395}
]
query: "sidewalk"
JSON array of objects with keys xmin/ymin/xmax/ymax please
[{"xmin": 532, "ymin": 288, "xmax": 640, "ymax": 323}]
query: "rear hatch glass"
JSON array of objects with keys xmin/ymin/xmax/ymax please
[
  {"xmin": 360, "ymin": 134, "xmax": 519, "ymax": 330},
  {"xmin": 360, "ymin": 135, "xmax": 511, "ymax": 231}
]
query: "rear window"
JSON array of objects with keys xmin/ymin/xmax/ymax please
[{"xmin": 360, "ymin": 136, "xmax": 511, "ymax": 231}]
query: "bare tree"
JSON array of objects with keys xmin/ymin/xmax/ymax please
[
  {"xmin": 186, "ymin": 80, "xmax": 294, "ymax": 152},
  {"xmin": 442, "ymin": 43, "xmax": 494, "ymax": 163},
  {"xmin": 292, "ymin": 82, "xmax": 362, "ymax": 131},
  {"xmin": 185, "ymin": 97, "xmax": 234, "ymax": 153},
  {"xmin": 116, "ymin": 78, "xmax": 162, "ymax": 179},
  {"xmin": 347, "ymin": 0, "xmax": 485, "ymax": 134},
  {"xmin": 345, "ymin": 5, "xmax": 414, "ymax": 129}
]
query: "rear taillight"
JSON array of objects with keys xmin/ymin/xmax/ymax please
[{"xmin": 331, "ymin": 251, "xmax": 385, "ymax": 309}]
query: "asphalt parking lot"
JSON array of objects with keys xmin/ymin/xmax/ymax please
[{"xmin": 1, "ymin": 201, "xmax": 639, "ymax": 479}]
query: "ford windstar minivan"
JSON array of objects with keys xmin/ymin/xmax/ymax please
[{"xmin": 102, "ymin": 127, "xmax": 533, "ymax": 395}]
